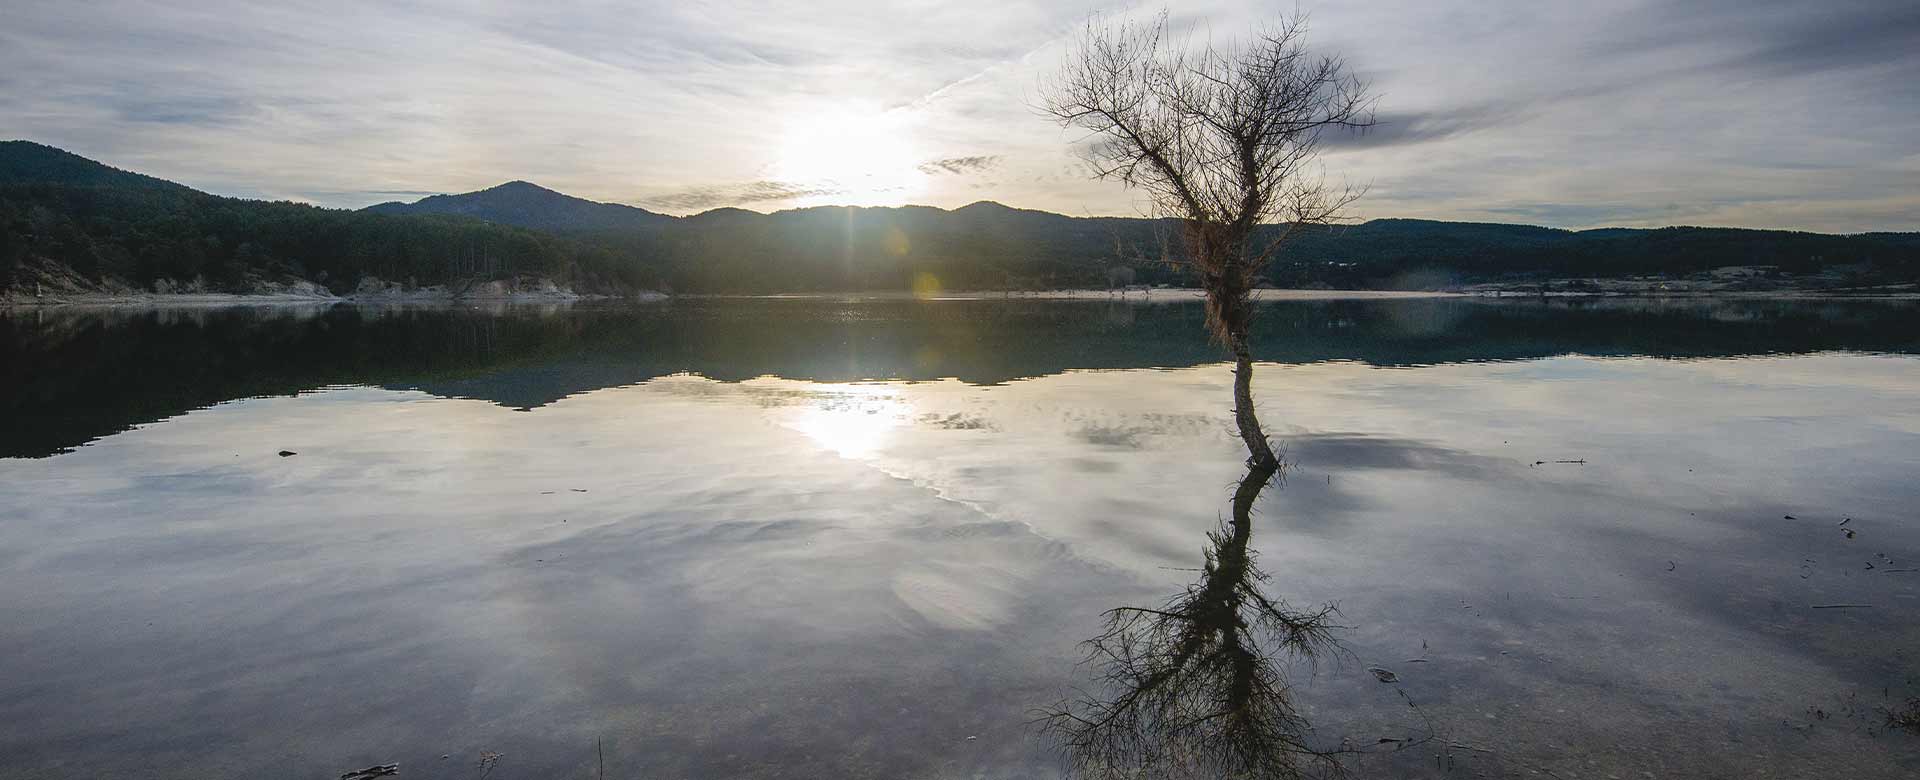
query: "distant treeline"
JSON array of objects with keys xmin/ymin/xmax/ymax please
[
  {"xmin": 0, "ymin": 191, "xmax": 653, "ymax": 295},
  {"xmin": 4, "ymin": 140, "xmax": 1917, "ymax": 295},
  {"xmin": 605, "ymin": 208, "xmax": 1920, "ymax": 293},
  {"xmin": 1268, "ymin": 220, "xmax": 1920, "ymax": 288},
  {"xmin": 601, "ymin": 203, "xmax": 1185, "ymax": 293}
]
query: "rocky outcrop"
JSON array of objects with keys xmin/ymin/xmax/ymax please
[
  {"xmin": 1, "ymin": 257, "xmax": 136, "ymax": 304},
  {"xmin": 458, "ymin": 276, "xmax": 580, "ymax": 300},
  {"xmin": 343, "ymin": 275, "xmax": 583, "ymax": 302},
  {"xmin": 349, "ymin": 276, "xmax": 451, "ymax": 301},
  {"xmin": 1, "ymin": 257, "xmax": 341, "ymax": 306}
]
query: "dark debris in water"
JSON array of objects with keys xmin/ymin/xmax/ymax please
[{"xmin": 1886, "ymin": 699, "xmax": 1920, "ymax": 736}]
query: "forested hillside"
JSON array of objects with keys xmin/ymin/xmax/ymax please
[
  {"xmin": 364, "ymin": 180, "xmax": 674, "ymax": 233},
  {"xmin": 4, "ymin": 140, "xmax": 1916, "ymax": 297},
  {"xmin": 0, "ymin": 142, "xmax": 658, "ymax": 295}
]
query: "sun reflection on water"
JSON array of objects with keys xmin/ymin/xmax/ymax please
[{"xmin": 786, "ymin": 384, "xmax": 911, "ymax": 458}]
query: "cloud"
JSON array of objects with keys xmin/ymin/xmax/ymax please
[
  {"xmin": 1601, "ymin": 0, "xmax": 1920, "ymax": 79},
  {"xmin": 1478, "ymin": 203, "xmax": 1697, "ymax": 228},
  {"xmin": 1318, "ymin": 106, "xmax": 1520, "ymax": 150},
  {"xmin": 297, "ymin": 189, "xmax": 447, "ymax": 203},
  {"xmin": 104, "ymin": 94, "xmax": 259, "ymax": 126},
  {"xmin": 1293, "ymin": 0, "xmax": 1920, "ymax": 231},
  {"xmin": 640, "ymin": 180, "xmax": 847, "ymax": 212},
  {"xmin": 917, "ymin": 155, "xmax": 1003, "ymax": 175},
  {"xmin": 0, "ymin": 1, "xmax": 1914, "ymax": 231}
]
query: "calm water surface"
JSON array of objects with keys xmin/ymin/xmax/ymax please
[{"xmin": 2, "ymin": 298, "xmax": 1919, "ymax": 779}]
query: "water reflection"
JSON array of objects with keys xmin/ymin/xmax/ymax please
[
  {"xmin": 6, "ymin": 297, "xmax": 1920, "ymax": 458},
  {"xmin": 4, "ymin": 298, "xmax": 1920, "ymax": 778},
  {"xmin": 1040, "ymin": 460, "xmax": 1350, "ymax": 779}
]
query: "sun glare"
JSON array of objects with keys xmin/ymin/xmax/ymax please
[
  {"xmin": 786, "ymin": 385, "xmax": 910, "ymax": 459},
  {"xmin": 770, "ymin": 102, "xmax": 926, "ymax": 207}
]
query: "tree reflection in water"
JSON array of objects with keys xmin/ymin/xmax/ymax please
[{"xmin": 1039, "ymin": 461, "xmax": 1354, "ymax": 779}]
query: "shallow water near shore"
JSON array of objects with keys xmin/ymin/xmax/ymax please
[{"xmin": 3, "ymin": 297, "xmax": 1919, "ymax": 779}]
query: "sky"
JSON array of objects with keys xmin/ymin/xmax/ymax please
[{"xmin": 2, "ymin": 0, "xmax": 1916, "ymax": 232}]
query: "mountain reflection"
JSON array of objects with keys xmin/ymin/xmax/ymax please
[
  {"xmin": 1039, "ymin": 461, "xmax": 1347, "ymax": 780},
  {"xmin": 5, "ymin": 297, "xmax": 1919, "ymax": 457}
]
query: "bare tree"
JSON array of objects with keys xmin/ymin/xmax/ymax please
[{"xmin": 1042, "ymin": 12, "xmax": 1373, "ymax": 467}]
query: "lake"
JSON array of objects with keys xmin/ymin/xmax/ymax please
[{"xmin": 3, "ymin": 296, "xmax": 1919, "ymax": 779}]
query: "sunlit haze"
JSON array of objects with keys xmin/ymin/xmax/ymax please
[{"xmin": 4, "ymin": 0, "xmax": 1915, "ymax": 231}]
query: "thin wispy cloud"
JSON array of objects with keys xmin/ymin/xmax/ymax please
[
  {"xmin": 640, "ymin": 181, "xmax": 847, "ymax": 212},
  {"xmin": 0, "ymin": 1, "xmax": 1913, "ymax": 231},
  {"xmin": 918, "ymin": 156, "xmax": 1003, "ymax": 176}
]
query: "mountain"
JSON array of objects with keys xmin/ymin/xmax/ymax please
[
  {"xmin": 364, "ymin": 180, "xmax": 673, "ymax": 233},
  {"xmin": 3, "ymin": 140, "xmax": 1918, "ymax": 298},
  {"xmin": 0, "ymin": 141, "xmax": 190, "ymax": 191},
  {"xmin": 1, "ymin": 142, "xmax": 660, "ymax": 296}
]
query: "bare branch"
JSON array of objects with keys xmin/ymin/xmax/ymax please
[
  {"xmin": 1041, "ymin": 10, "xmax": 1374, "ymax": 349},
  {"xmin": 1042, "ymin": 9, "xmax": 1374, "ymax": 467}
]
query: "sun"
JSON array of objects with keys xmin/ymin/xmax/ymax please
[{"xmin": 770, "ymin": 102, "xmax": 927, "ymax": 207}]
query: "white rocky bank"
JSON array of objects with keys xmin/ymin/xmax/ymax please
[
  {"xmin": 348, "ymin": 275, "xmax": 588, "ymax": 302},
  {"xmin": 4, "ymin": 272, "xmax": 667, "ymax": 307}
]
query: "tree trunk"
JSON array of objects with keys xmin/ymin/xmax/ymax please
[
  {"xmin": 1230, "ymin": 333, "xmax": 1278, "ymax": 468},
  {"xmin": 1229, "ymin": 459, "xmax": 1277, "ymax": 543}
]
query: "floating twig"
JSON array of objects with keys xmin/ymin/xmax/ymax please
[{"xmin": 1810, "ymin": 604, "xmax": 1874, "ymax": 610}]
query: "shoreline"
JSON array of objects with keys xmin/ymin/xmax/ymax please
[
  {"xmin": 7, "ymin": 286, "xmax": 1918, "ymax": 310},
  {"xmin": 703, "ymin": 288, "xmax": 1464, "ymax": 302},
  {"xmin": 1465, "ymin": 289, "xmax": 1920, "ymax": 301},
  {"xmin": 0, "ymin": 290, "xmax": 665, "ymax": 309}
]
